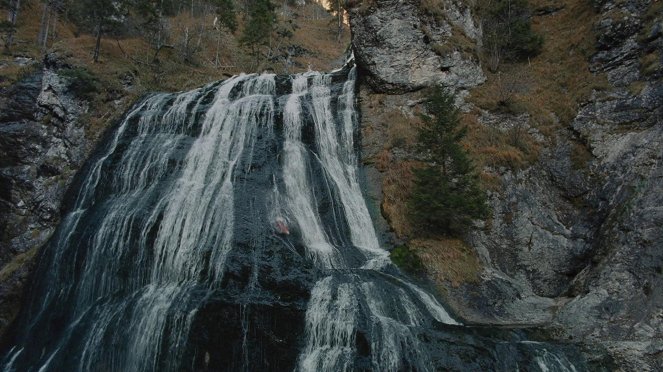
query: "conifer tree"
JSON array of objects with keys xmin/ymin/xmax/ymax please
[
  {"xmin": 240, "ymin": 0, "xmax": 274, "ymax": 63},
  {"xmin": 409, "ymin": 87, "xmax": 489, "ymax": 236}
]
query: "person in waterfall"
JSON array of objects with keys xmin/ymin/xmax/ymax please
[{"xmin": 274, "ymin": 216, "xmax": 290, "ymax": 235}]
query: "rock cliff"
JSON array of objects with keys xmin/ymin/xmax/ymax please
[
  {"xmin": 0, "ymin": 54, "xmax": 128, "ymax": 335},
  {"xmin": 350, "ymin": 0, "xmax": 662, "ymax": 369},
  {"xmin": 350, "ymin": 0, "xmax": 485, "ymax": 93},
  {"xmin": 0, "ymin": 55, "xmax": 79, "ymax": 333}
]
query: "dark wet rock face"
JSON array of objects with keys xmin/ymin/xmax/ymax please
[
  {"xmin": 0, "ymin": 73, "xmax": 317, "ymax": 371},
  {"xmin": 0, "ymin": 55, "xmax": 87, "ymax": 334}
]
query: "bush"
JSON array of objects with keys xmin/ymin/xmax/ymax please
[
  {"xmin": 507, "ymin": 17, "xmax": 544, "ymax": 59},
  {"xmin": 59, "ymin": 67, "xmax": 100, "ymax": 100},
  {"xmin": 478, "ymin": 0, "xmax": 543, "ymax": 70},
  {"xmin": 409, "ymin": 87, "xmax": 489, "ymax": 236},
  {"xmin": 390, "ymin": 245, "xmax": 424, "ymax": 274}
]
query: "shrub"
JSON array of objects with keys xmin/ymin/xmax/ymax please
[
  {"xmin": 390, "ymin": 245, "xmax": 424, "ymax": 274},
  {"xmin": 478, "ymin": 0, "xmax": 543, "ymax": 71},
  {"xmin": 59, "ymin": 67, "xmax": 100, "ymax": 100}
]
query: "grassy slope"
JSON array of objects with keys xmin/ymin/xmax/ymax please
[
  {"xmin": 466, "ymin": 0, "xmax": 608, "ymax": 173},
  {"xmin": 1, "ymin": 1, "xmax": 349, "ymax": 92}
]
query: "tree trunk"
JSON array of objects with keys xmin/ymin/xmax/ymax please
[
  {"xmin": 214, "ymin": 31, "xmax": 221, "ymax": 67},
  {"xmin": 5, "ymin": 0, "xmax": 21, "ymax": 50},
  {"xmin": 37, "ymin": 2, "xmax": 50, "ymax": 49},
  {"xmin": 50, "ymin": 6, "xmax": 59, "ymax": 47},
  {"xmin": 93, "ymin": 24, "xmax": 102, "ymax": 62},
  {"xmin": 336, "ymin": 0, "xmax": 343, "ymax": 42},
  {"xmin": 42, "ymin": 5, "xmax": 52, "ymax": 51}
]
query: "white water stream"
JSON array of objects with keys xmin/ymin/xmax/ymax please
[{"xmin": 2, "ymin": 63, "xmax": 579, "ymax": 372}]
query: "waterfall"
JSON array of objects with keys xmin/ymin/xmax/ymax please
[{"xmin": 1, "ymin": 63, "xmax": 586, "ymax": 372}]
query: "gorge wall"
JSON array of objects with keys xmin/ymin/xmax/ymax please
[
  {"xmin": 0, "ymin": 54, "xmax": 99, "ymax": 335},
  {"xmin": 350, "ymin": 0, "xmax": 662, "ymax": 370},
  {"xmin": 0, "ymin": 0, "xmax": 660, "ymax": 370}
]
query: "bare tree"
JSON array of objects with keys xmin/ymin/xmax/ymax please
[
  {"xmin": 4, "ymin": 0, "xmax": 20, "ymax": 50},
  {"xmin": 37, "ymin": 0, "xmax": 62, "ymax": 51},
  {"xmin": 335, "ymin": 0, "xmax": 343, "ymax": 42}
]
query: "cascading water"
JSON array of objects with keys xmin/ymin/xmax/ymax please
[{"xmin": 1, "ymin": 63, "xmax": 588, "ymax": 371}]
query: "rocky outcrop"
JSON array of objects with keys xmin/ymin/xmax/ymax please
[
  {"xmin": 348, "ymin": 0, "xmax": 485, "ymax": 93},
  {"xmin": 552, "ymin": 1, "xmax": 663, "ymax": 367},
  {"xmin": 0, "ymin": 54, "xmax": 89, "ymax": 334},
  {"xmin": 352, "ymin": 0, "xmax": 663, "ymax": 369}
]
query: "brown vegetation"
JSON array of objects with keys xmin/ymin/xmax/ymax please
[
  {"xmin": 462, "ymin": 0, "xmax": 609, "ymax": 182},
  {"xmin": 0, "ymin": 0, "xmax": 349, "ymax": 148},
  {"xmin": 0, "ymin": 1, "xmax": 349, "ymax": 92},
  {"xmin": 381, "ymin": 159, "xmax": 417, "ymax": 237},
  {"xmin": 409, "ymin": 238, "xmax": 481, "ymax": 287},
  {"xmin": 471, "ymin": 0, "xmax": 609, "ymax": 126},
  {"xmin": 461, "ymin": 112, "xmax": 540, "ymax": 173}
]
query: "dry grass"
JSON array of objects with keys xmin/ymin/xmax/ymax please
[
  {"xmin": 6, "ymin": 0, "xmax": 44, "ymax": 53},
  {"xmin": 410, "ymin": 238, "xmax": 482, "ymax": 287},
  {"xmin": 419, "ymin": 0, "xmax": 479, "ymax": 60},
  {"xmin": 471, "ymin": 0, "xmax": 610, "ymax": 124},
  {"xmin": 627, "ymin": 80, "xmax": 647, "ymax": 96},
  {"xmin": 525, "ymin": 0, "xmax": 610, "ymax": 120},
  {"xmin": 381, "ymin": 160, "xmax": 418, "ymax": 237},
  {"xmin": 290, "ymin": 4, "xmax": 350, "ymax": 72},
  {"xmin": 461, "ymin": 113, "xmax": 540, "ymax": 172},
  {"xmin": 641, "ymin": 1, "xmax": 663, "ymax": 39},
  {"xmin": 420, "ymin": 0, "xmax": 447, "ymax": 21},
  {"xmin": 385, "ymin": 105, "xmax": 422, "ymax": 148},
  {"xmin": 570, "ymin": 141, "xmax": 593, "ymax": 170},
  {"xmin": 353, "ymin": 0, "xmax": 377, "ymax": 15},
  {"xmin": 0, "ymin": 60, "xmax": 39, "ymax": 88},
  {"xmin": 463, "ymin": 0, "xmax": 610, "ymax": 181},
  {"xmin": 360, "ymin": 91, "xmax": 424, "ymax": 151},
  {"xmin": 434, "ymin": 24, "xmax": 478, "ymax": 59},
  {"xmin": 640, "ymin": 51, "xmax": 661, "ymax": 77},
  {"xmin": 479, "ymin": 171, "xmax": 502, "ymax": 191}
]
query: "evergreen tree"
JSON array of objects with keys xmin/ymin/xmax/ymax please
[
  {"xmin": 240, "ymin": 0, "xmax": 274, "ymax": 62},
  {"xmin": 409, "ymin": 87, "xmax": 489, "ymax": 236}
]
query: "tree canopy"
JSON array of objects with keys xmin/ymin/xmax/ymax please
[{"xmin": 240, "ymin": 0, "xmax": 275, "ymax": 47}]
